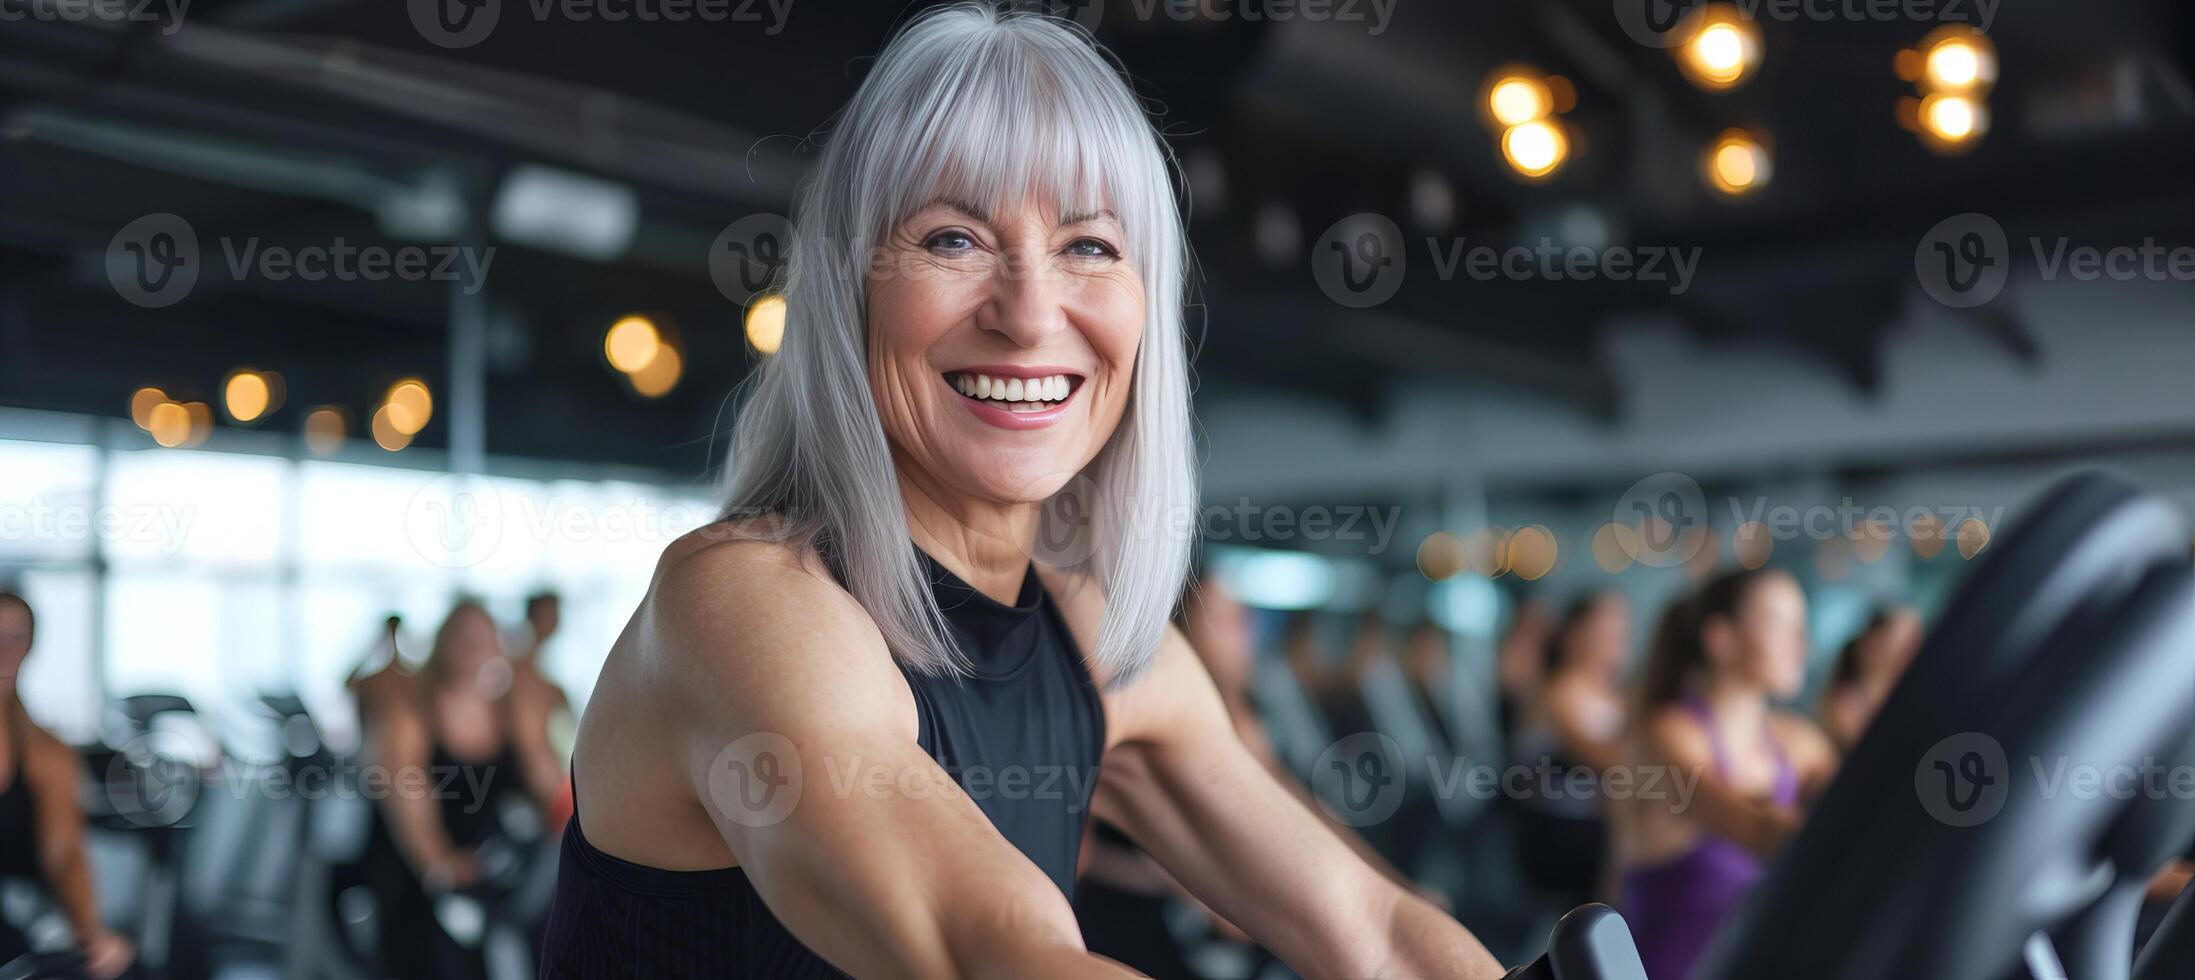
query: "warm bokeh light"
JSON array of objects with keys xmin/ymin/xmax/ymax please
[
  {"xmin": 1957, "ymin": 517, "xmax": 1991, "ymax": 559},
  {"xmin": 605, "ymin": 315, "xmax": 663, "ymax": 373},
  {"xmin": 130, "ymin": 387, "xmax": 168, "ymax": 430},
  {"xmin": 180, "ymin": 401, "xmax": 214, "ymax": 449},
  {"xmin": 1675, "ymin": 5, "xmax": 1762, "ymax": 91},
  {"xmin": 1705, "ymin": 130, "xmax": 1771, "ymax": 196},
  {"xmin": 1920, "ymin": 27, "xmax": 1997, "ymax": 93},
  {"xmin": 147, "ymin": 401, "xmax": 190, "ymax": 448},
  {"xmin": 1417, "ymin": 531, "xmax": 1467, "ymax": 581},
  {"xmin": 1732, "ymin": 521, "xmax": 1773, "ymax": 569},
  {"xmin": 370, "ymin": 405, "xmax": 413, "ymax": 452},
  {"xmin": 224, "ymin": 370, "xmax": 272, "ymax": 424},
  {"xmin": 1592, "ymin": 523, "xmax": 1638, "ymax": 574},
  {"xmin": 629, "ymin": 344, "xmax": 684, "ymax": 398},
  {"xmin": 385, "ymin": 380, "xmax": 433, "ymax": 436},
  {"xmin": 745, "ymin": 294, "xmax": 788, "ymax": 355},
  {"xmin": 1919, "ymin": 93, "xmax": 1987, "ymax": 146},
  {"xmin": 1463, "ymin": 527, "xmax": 1510, "ymax": 577},
  {"xmin": 1507, "ymin": 525, "xmax": 1558, "ymax": 581},
  {"xmin": 304, "ymin": 406, "xmax": 347, "ymax": 456},
  {"xmin": 1501, "ymin": 120, "xmax": 1569, "ymax": 180},
  {"xmin": 1487, "ymin": 74, "xmax": 1552, "ymax": 127}
]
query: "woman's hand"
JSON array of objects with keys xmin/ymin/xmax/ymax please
[{"xmin": 80, "ymin": 926, "xmax": 134, "ymax": 979}]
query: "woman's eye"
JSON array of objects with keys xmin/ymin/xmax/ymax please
[
  {"xmin": 1066, "ymin": 238, "xmax": 1119, "ymax": 259},
  {"xmin": 923, "ymin": 230, "xmax": 977, "ymax": 253}
]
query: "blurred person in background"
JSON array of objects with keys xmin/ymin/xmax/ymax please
[
  {"xmin": 1616, "ymin": 569, "xmax": 1838, "ymax": 980},
  {"xmin": 506, "ymin": 592, "xmax": 575, "ymax": 830},
  {"xmin": 0, "ymin": 592, "xmax": 133, "ymax": 979},
  {"xmin": 361, "ymin": 600, "xmax": 536, "ymax": 980},
  {"xmin": 346, "ymin": 615, "xmax": 416, "ymax": 714},
  {"xmin": 1815, "ymin": 605, "xmax": 1923, "ymax": 752},
  {"xmin": 1495, "ymin": 600, "xmax": 1555, "ymax": 747},
  {"xmin": 1507, "ymin": 592, "xmax": 1631, "ymax": 911}
]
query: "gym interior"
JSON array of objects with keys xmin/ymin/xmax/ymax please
[{"xmin": 1, "ymin": 1, "xmax": 2193, "ymax": 978}]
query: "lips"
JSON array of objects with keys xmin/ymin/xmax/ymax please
[{"xmin": 942, "ymin": 367, "xmax": 1086, "ymax": 429}]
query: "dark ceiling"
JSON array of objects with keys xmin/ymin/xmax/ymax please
[{"xmin": 2, "ymin": 0, "xmax": 2192, "ymax": 475}]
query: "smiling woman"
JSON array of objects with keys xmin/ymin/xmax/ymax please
[
  {"xmin": 717, "ymin": 0, "xmax": 1196, "ymax": 683},
  {"xmin": 542, "ymin": 4, "xmax": 1503, "ymax": 978}
]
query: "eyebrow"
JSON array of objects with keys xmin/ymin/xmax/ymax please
[{"xmin": 911, "ymin": 199, "xmax": 1117, "ymax": 228}]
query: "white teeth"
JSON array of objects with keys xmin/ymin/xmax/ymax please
[{"xmin": 951, "ymin": 372, "xmax": 1075, "ymax": 407}]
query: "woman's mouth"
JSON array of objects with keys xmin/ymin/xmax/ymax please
[{"xmin": 943, "ymin": 369, "xmax": 1084, "ymax": 428}]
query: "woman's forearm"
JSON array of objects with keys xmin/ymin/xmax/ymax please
[
  {"xmin": 1379, "ymin": 887, "xmax": 1506, "ymax": 980},
  {"xmin": 42, "ymin": 846, "xmax": 101, "ymax": 940}
]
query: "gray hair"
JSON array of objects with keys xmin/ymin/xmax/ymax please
[{"xmin": 716, "ymin": 3, "xmax": 1196, "ymax": 685}]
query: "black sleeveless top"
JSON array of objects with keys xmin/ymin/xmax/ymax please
[
  {"xmin": 540, "ymin": 550, "xmax": 1108, "ymax": 978},
  {"xmin": 0, "ymin": 724, "xmax": 39, "ymax": 881}
]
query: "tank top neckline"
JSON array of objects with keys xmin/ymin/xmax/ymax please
[
  {"xmin": 1682, "ymin": 696, "xmax": 1798, "ymax": 805},
  {"xmin": 914, "ymin": 547, "xmax": 1050, "ymax": 680}
]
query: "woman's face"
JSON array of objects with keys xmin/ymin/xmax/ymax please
[
  {"xmin": 440, "ymin": 607, "xmax": 506, "ymax": 687},
  {"xmin": 1569, "ymin": 594, "xmax": 1632, "ymax": 675},
  {"xmin": 1714, "ymin": 573, "xmax": 1809, "ymax": 698},
  {"xmin": 867, "ymin": 195, "xmax": 1144, "ymax": 508}
]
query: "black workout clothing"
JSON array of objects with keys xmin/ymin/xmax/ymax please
[{"xmin": 540, "ymin": 547, "xmax": 1108, "ymax": 977}]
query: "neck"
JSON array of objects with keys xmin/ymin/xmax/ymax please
[{"xmin": 894, "ymin": 452, "xmax": 1043, "ymax": 605}]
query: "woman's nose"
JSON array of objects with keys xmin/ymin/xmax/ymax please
[{"xmin": 976, "ymin": 247, "xmax": 1072, "ymax": 348}]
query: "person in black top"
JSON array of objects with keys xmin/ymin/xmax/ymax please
[
  {"xmin": 362, "ymin": 600, "xmax": 531, "ymax": 979},
  {"xmin": 539, "ymin": 5, "xmax": 1505, "ymax": 978},
  {"xmin": 0, "ymin": 592, "xmax": 132, "ymax": 978}
]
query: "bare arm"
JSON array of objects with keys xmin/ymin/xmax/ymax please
[
  {"xmin": 505, "ymin": 666, "xmax": 570, "ymax": 806},
  {"xmin": 659, "ymin": 545, "xmax": 1138, "ymax": 980},
  {"xmin": 1095, "ymin": 628, "xmax": 1503, "ymax": 979},
  {"xmin": 24, "ymin": 724, "xmax": 132, "ymax": 977},
  {"xmin": 1544, "ymin": 675, "xmax": 1626, "ymax": 777},
  {"xmin": 1640, "ymin": 709, "xmax": 1799, "ymax": 857}
]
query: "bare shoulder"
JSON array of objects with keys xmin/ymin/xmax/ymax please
[
  {"xmin": 1641, "ymin": 703, "xmax": 1713, "ymax": 762},
  {"xmin": 639, "ymin": 521, "xmax": 911, "ymax": 731}
]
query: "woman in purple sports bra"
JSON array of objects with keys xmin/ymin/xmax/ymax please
[{"xmin": 1614, "ymin": 568, "xmax": 1839, "ymax": 979}]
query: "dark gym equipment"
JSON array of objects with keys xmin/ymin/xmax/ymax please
[
  {"xmin": 1699, "ymin": 471, "xmax": 2195, "ymax": 980},
  {"xmin": 1503, "ymin": 904, "xmax": 1649, "ymax": 980}
]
